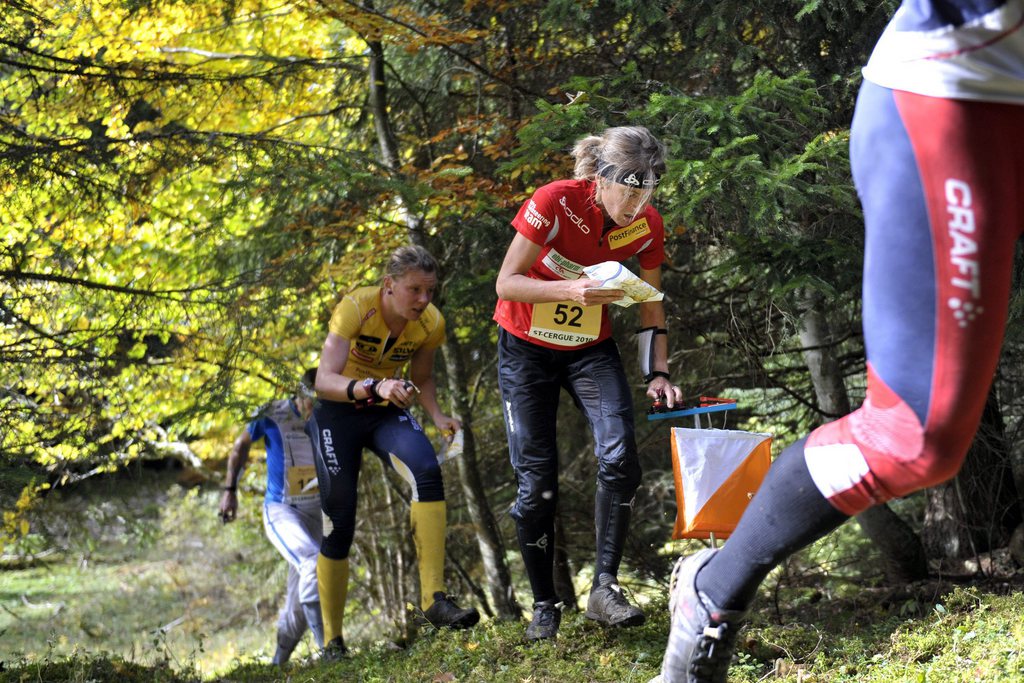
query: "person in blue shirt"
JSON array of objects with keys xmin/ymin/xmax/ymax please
[{"xmin": 219, "ymin": 368, "xmax": 324, "ymax": 665}]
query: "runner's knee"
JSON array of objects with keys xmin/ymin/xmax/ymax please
[
  {"xmin": 511, "ymin": 479, "xmax": 558, "ymax": 523},
  {"xmin": 807, "ymin": 399, "xmax": 971, "ymax": 513},
  {"xmin": 320, "ymin": 504, "xmax": 356, "ymax": 560},
  {"xmin": 414, "ymin": 472, "xmax": 444, "ymax": 502},
  {"xmin": 596, "ymin": 454, "xmax": 641, "ymax": 493}
]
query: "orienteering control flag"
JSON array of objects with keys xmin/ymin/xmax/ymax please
[{"xmin": 670, "ymin": 427, "xmax": 772, "ymax": 540}]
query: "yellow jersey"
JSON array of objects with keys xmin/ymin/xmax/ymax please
[{"xmin": 328, "ymin": 286, "xmax": 446, "ymax": 380}]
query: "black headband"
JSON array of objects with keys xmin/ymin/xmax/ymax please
[{"xmin": 597, "ymin": 161, "xmax": 661, "ymax": 188}]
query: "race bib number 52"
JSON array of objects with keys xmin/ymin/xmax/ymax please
[{"xmin": 528, "ymin": 301, "xmax": 601, "ymax": 346}]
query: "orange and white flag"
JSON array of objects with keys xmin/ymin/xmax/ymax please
[{"xmin": 670, "ymin": 428, "xmax": 772, "ymax": 540}]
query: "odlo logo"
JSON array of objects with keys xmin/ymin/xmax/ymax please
[{"xmin": 558, "ymin": 195, "xmax": 590, "ymax": 234}]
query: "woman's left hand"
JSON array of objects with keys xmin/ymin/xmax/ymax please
[
  {"xmin": 435, "ymin": 415, "xmax": 462, "ymax": 436},
  {"xmin": 646, "ymin": 376, "xmax": 684, "ymax": 409}
]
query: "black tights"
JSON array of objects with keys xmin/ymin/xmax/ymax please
[{"xmin": 696, "ymin": 438, "xmax": 849, "ymax": 610}]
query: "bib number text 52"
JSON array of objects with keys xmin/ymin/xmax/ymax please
[{"xmin": 528, "ymin": 300, "xmax": 601, "ymax": 346}]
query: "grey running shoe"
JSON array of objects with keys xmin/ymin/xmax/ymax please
[
  {"xmin": 421, "ymin": 591, "xmax": 481, "ymax": 629},
  {"xmin": 584, "ymin": 575, "xmax": 645, "ymax": 627},
  {"xmin": 270, "ymin": 633, "xmax": 298, "ymax": 665},
  {"xmin": 525, "ymin": 600, "xmax": 562, "ymax": 640},
  {"xmin": 659, "ymin": 549, "xmax": 746, "ymax": 683},
  {"xmin": 321, "ymin": 635, "xmax": 348, "ymax": 662}
]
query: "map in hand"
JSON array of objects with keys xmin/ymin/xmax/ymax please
[{"xmin": 583, "ymin": 261, "xmax": 664, "ymax": 307}]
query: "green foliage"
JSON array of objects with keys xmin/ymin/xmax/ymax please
[
  {"xmin": 1, "ymin": 0, "xmax": 880, "ymax": 500},
  {"xmin": 8, "ymin": 572, "xmax": 1024, "ymax": 682},
  {"xmin": 0, "ymin": 654, "xmax": 199, "ymax": 683}
]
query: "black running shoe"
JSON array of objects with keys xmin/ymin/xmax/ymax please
[
  {"xmin": 525, "ymin": 600, "xmax": 561, "ymax": 641},
  {"xmin": 421, "ymin": 591, "xmax": 480, "ymax": 629},
  {"xmin": 584, "ymin": 575, "xmax": 645, "ymax": 627},
  {"xmin": 659, "ymin": 549, "xmax": 746, "ymax": 683},
  {"xmin": 321, "ymin": 635, "xmax": 348, "ymax": 663}
]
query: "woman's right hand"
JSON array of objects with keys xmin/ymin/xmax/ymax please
[
  {"xmin": 566, "ymin": 277, "xmax": 624, "ymax": 306},
  {"xmin": 375, "ymin": 378, "xmax": 416, "ymax": 409}
]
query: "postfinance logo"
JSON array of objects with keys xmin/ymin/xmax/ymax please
[{"xmin": 607, "ymin": 217, "xmax": 650, "ymax": 250}]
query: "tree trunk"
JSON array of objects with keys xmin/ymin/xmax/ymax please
[
  {"xmin": 922, "ymin": 389, "xmax": 1021, "ymax": 570},
  {"xmin": 798, "ymin": 288, "xmax": 928, "ymax": 581},
  {"xmin": 366, "ymin": 42, "xmax": 399, "ymax": 173},
  {"xmin": 363, "ymin": 20, "xmax": 426, "ymax": 246},
  {"xmin": 441, "ymin": 341, "xmax": 521, "ymax": 620},
  {"xmin": 797, "ymin": 290, "xmax": 850, "ymax": 421},
  {"xmin": 855, "ymin": 505, "xmax": 930, "ymax": 581}
]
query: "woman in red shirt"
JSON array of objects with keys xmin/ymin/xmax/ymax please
[{"xmin": 494, "ymin": 126, "xmax": 683, "ymax": 640}]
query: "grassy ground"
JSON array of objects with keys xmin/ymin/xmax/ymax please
[
  {"xmin": 0, "ymin": 467, "xmax": 297, "ymax": 674},
  {"xmin": 6, "ymin": 583, "xmax": 1024, "ymax": 682},
  {"xmin": 4, "ymin": 469, "xmax": 1024, "ymax": 682}
]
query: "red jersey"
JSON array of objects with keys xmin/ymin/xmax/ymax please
[{"xmin": 493, "ymin": 179, "xmax": 665, "ymax": 350}]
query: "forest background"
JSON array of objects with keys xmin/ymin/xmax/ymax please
[{"xmin": 4, "ymin": 0, "xmax": 1024, "ymax": 681}]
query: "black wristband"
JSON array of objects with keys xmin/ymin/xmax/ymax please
[
  {"xmin": 644, "ymin": 370, "xmax": 670, "ymax": 383},
  {"xmin": 223, "ymin": 486, "xmax": 237, "ymax": 492},
  {"xmin": 370, "ymin": 379, "xmax": 382, "ymax": 400},
  {"xmin": 346, "ymin": 379, "xmax": 357, "ymax": 402}
]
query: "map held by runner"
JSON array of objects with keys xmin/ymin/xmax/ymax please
[{"xmin": 583, "ymin": 261, "xmax": 664, "ymax": 307}]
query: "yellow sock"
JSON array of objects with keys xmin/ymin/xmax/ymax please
[
  {"xmin": 317, "ymin": 554, "xmax": 349, "ymax": 643},
  {"xmin": 410, "ymin": 500, "xmax": 447, "ymax": 610}
]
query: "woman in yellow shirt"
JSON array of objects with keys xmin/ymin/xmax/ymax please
[{"xmin": 308, "ymin": 244, "xmax": 478, "ymax": 659}]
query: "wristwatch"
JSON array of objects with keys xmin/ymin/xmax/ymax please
[{"xmin": 361, "ymin": 377, "xmax": 379, "ymax": 401}]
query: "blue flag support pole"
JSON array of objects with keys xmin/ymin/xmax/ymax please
[{"xmin": 647, "ymin": 402, "xmax": 736, "ymax": 429}]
